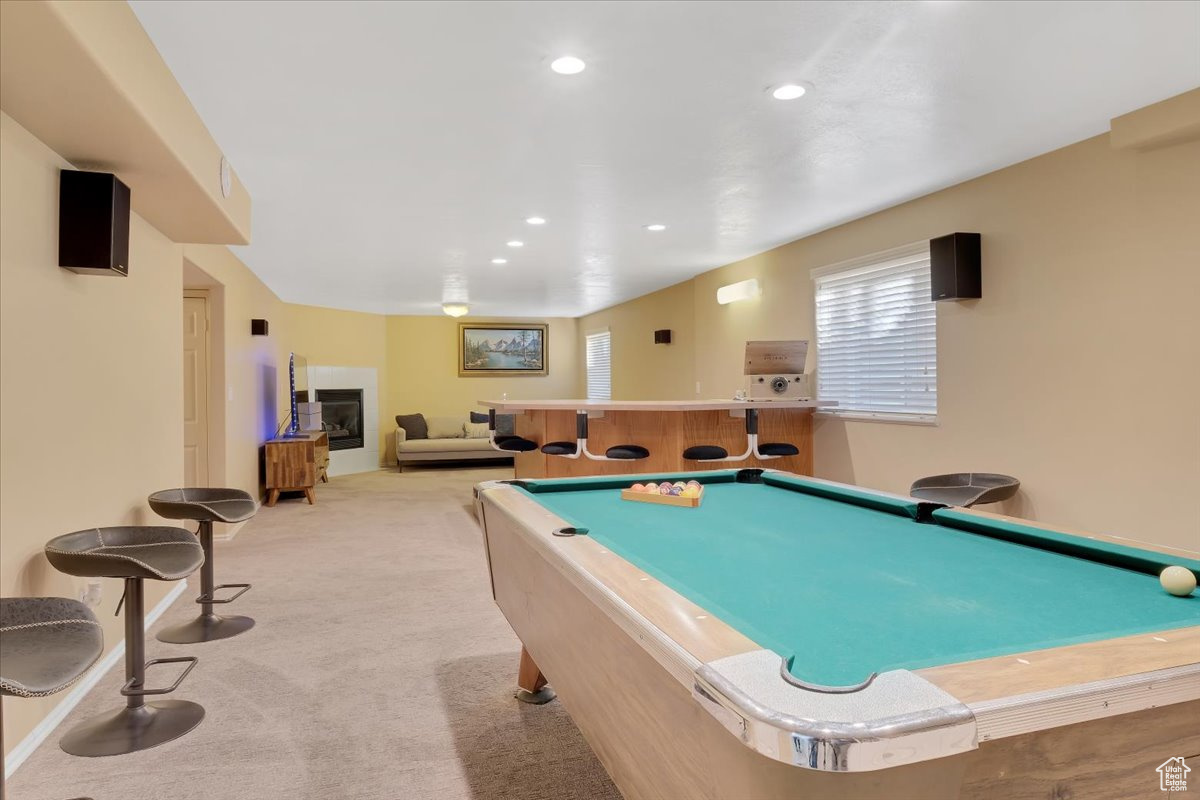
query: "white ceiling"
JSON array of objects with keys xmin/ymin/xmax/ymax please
[{"xmin": 130, "ymin": 0, "xmax": 1200, "ymax": 317}]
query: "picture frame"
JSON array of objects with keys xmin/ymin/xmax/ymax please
[{"xmin": 458, "ymin": 322, "xmax": 548, "ymax": 377}]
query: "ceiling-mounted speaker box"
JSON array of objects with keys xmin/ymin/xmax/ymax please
[
  {"xmin": 929, "ymin": 232, "xmax": 981, "ymax": 301},
  {"xmin": 58, "ymin": 170, "xmax": 131, "ymax": 276},
  {"xmin": 654, "ymin": 329, "xmax": 672, "ymax": 344},
  {"xmin": 251, "ymin": 319, "xmax": 269, "ymax": 336}
]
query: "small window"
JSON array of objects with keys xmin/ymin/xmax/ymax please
[
  {"xmin": 586, "ymin": 331, "xmax": 612, "ymax": 401},
  {"xmin": 813, "ymin": 243, "xmax": 937, "ymax": 421}
]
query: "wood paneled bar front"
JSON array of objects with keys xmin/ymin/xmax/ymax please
[{"xmin": 478, "ymin": 399, "xmax": 819, "ymax": 479}]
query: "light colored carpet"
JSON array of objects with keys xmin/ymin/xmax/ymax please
[{"xmin": 8, "ymin": 467, "xmax": 621, "ymax": 800}]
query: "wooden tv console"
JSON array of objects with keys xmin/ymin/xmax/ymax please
[{"xmin": 265, "ymin": 431, "xmax": 329, "ymax": 506}]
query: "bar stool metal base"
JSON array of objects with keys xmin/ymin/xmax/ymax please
[
  {"xmin": 59, "ymin": 700, "xmax": 205, "ymax": 757},
  {"xmin": 156, "ymin": 613, "xmax": 255, "ymax": 644}
]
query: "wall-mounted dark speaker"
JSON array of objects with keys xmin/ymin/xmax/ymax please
[
  {"xmin": 654, "ymin": 329, "xmax": 672, "ymax": 344},
  {"xmin": 929, "ymin": 232, "xmax": 981, "ymax": 301},
  {"xmin": 58, "ymin": 170, "xmax": 131, "ymax": 276},
  {"xmin": 251, "ymin": 319, "xmax": 269, "ymax": 336}
]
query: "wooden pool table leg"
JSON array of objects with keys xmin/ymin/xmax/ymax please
[{"xmin": 515, "ymin": 645, "xmax": 557, "ymax": 705}]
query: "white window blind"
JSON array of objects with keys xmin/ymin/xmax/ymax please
[
  {"xmin": 813, "ymin": 244, "xmax": 937, "ymax": 420},
  {"xmin": 586, "ymin": 331, "xmax": 612, "ymax": 401}
]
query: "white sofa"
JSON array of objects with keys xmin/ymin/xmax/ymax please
[{"xmin": 394, "ymin": 415, "xmax": 513, "ymax": 471}]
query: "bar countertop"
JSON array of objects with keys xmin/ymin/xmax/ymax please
[{"xmin": 477, "ymin": 398, "xmax": 822, "ymax": 412}]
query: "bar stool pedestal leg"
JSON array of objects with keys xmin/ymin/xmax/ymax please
[
  {"xmin": 157, "ymin": 521, "xmax": 254, "ymax": 644},
  {"xmin": 60, "ymin": 579, "xmax": 205, "ymax": 757}
]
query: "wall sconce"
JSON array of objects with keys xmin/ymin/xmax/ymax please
[
  {"xmin": 442, "ymin": 303, "xmax": 469, "ymax": 317},
  {"xmin": 716, "ymin": 278, "xmax": 761, "ymax": 305}
]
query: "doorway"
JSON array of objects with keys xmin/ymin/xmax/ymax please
[{"xmin": 183, "ymin": 292, "xmax": 211, "ymax": 487}]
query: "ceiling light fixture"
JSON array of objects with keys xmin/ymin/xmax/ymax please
[
  {"xmin": 716, "ymin": 278, "xmax": 761, "ymax": 305},
  {"xmin": 771, "ymin": 83, "xmax": 809, "ymax": 100},
  {"xmin": 442, "ymin": 303, "xmax": 469, "ymax": 317},
  {"xmin": 507, "ymin": 241, "xmax": 524, "ymax": 248},
  {"xmin": 525, "ymin": 216, "xmax": 546, "ymax": 225},
  {"xmin": 491, "ymin": 258, "xmax": 508, "ymax": 265},
  {"xmin": 645, "ymin": 224, "xmax": 667, "ymax": 231},
  {"xmin": 550, "ymin": 56, "xmax": 586, "ymax": 75}
]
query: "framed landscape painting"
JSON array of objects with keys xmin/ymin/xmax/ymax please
[{"xmin": 458, "ymin": 322, "xmax": 548, "ymax": 377}]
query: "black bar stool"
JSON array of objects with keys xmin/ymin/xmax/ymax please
[
  {"xmin": 486, "ymin": 409, "xmax": 538, "ymax": 452},
  {"xmin": 542, "ymin": 411, "xmax": 650, "ymax": 461},
  {"xmin": 683, "ymin": 408, "xmax": 798, "ymax": 462},
  {"xmin": 148, "ymin": 488, "xmax": 257, "ymax": 643},
  {"xmin": 44, "ymin": 527, "xmax": 205, "ymax": 757},
  {"xmin": 1, "ymin": 597, "xmax": 105, "ymax": 794}
]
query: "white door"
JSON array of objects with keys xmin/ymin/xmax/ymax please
[{"xmin": 183, "ymin": 294, "xmax": 210, "ymax": 487}]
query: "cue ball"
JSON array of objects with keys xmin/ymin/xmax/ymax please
[{"xmin": 1159, "ymin": 566, "xmax": 1197, "ymax": 597}]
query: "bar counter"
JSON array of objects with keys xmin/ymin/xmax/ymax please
[{"xmin": 478, "ymin": 398, "xmax": 818, "ymax": 478}]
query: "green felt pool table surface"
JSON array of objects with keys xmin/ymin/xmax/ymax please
[{"xmin": 515, "ymin": 470, "xmax": 1200, "ymax": 687}]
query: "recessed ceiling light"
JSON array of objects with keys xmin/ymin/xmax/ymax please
[
  {"xmin": 442, "ymin": 303, "xmax": 469, "ymax": 317},
  {"xmin": 645, "ymin": 224, "xmax": 667, "ymax": 231},
  {"xmin": 550, "ymin": 56, "xmax": 586, "ymax": 75},
  {"xmin": 507, "ymin": 241, "xmax": 524, "ymax": 248},
  {"xmin": 771, "ymin": 83, "xmax": 808, "ymax": 100},
  {"xmin": 491, "ymin": 258, "xmax": 508, "ymax": 265},
  {"xmin": 525, "ymin": 216, "xmax": 546, "ymax": 225}
]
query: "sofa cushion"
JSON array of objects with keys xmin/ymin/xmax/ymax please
[
  {"xmin": 464, "ymin": 421, "xmax": 489, "ymax": 439},
  {"xmin": 394, "ymin": 413, "xmax": 428, "ymax": 440},
  {"xmin": 470, "ymin": 411, "xmax": 515, "ymax": 436},
  {"xmin": 426, "ymin": 416, "xmax": 465, "ymax": 439},
  {"xmin": 398, "ymin": 437, "xmax": 495, "ymax": 453}
]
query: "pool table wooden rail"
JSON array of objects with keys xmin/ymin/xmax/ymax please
[{"xmin": 474, "ymin": 476, "xmax": 1200, "ymax": 798}]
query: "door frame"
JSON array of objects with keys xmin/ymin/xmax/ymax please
[{"xmin": 184, "ymin": 289, "xmax": 213, "ymax": 487}]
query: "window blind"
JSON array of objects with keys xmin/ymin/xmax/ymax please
[
  {"xmin": 586, "ymin": 331, "xmax": 612, "ymax": 401},
  {"xmin": 813, "ymin": 246, "xmax": 937, "ymax": 419}
]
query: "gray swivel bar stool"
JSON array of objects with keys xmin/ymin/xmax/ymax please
[
  {"xmin": 909, "ymin": 473, "xmax": 1021, "ymax": 508},
  {"xmin": 1, "ymin": 597, "xmax": 105, "ymax": 799},
  {"xmin": 148, "ymin": 488, "xmax": 257, "ymax": 643},
  {"xmin": 44, "ymin": 527, "xmax": 205, "ymax": 756}
]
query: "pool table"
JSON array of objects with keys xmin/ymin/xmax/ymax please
[{"xmin": 474, "ymin": 469, "xmax": 1200, "ymax": 800}]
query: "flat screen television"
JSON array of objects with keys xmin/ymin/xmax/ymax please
[{"xmin": 286, "ymin": 353, "xmax": 309, "ymax": 436}]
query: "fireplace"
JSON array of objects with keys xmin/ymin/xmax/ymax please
[{"xmin": 315, "ymin": 389, "xmax": 364, "ymax": 451}]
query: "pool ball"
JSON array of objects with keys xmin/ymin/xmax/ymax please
[
  {"xmin": 630, "ymin": 483, "xmax": 645, "ymax": 493},
  {"xmin": 673, "ymin": 481, "xmax": 686, "ymax": 488},
  {"xmin": 681, "ymin": 486, "xmax": 700, "ymax": 498},
  {"xmin": 669, "ymin": 486, "xmax": 682, "ymax": 496},
  {"xmin": 644, "ymin": 483, "xmax": 658, "ymax": 492},
  {"xmin": 659, "ymin": 484, "xmax": 673, "ymax": 495},
  {"xmin": 1160, "ymin": 565, "xmax": 1197, "ymax": 597},
  {"xmin": 685, "ymin": 480, "xmax": 700, "ymax": 488}
]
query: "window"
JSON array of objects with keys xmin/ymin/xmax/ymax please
[
  {"xmin": 813, "ymin": 243, "xmax": 937, "ymax": 421},
  {"xmin": 586, "ymin": 331, "xmax": 612, "ymax": 400}
]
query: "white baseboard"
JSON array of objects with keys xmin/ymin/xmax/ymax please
[
  {"xmin": 3, "ymin": 580, "xmax": 189, "ymax": 779},
  {"xmin": 214, "ymin": 520, "xmax": 247, "ymax": 542}
]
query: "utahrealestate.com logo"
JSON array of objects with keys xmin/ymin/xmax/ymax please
[{"xmin": 1159, "ymin": 757, "xmax": 1191, "ymax": 792}]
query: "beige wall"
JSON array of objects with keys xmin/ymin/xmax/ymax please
[
  {"xmin": 385, "ymin": 316, "xmax": 578, "ymax": 459},
  {"xmin": 0, "ymin": 112, "xmax": 184, "ymax": 751},
  {"xmin": 580, "ymin": 108, "xmax": 1200, "ymax": 551},
  {"xmin": 576, "ymin": 281, "xmax": 696, "ymax": 400}
]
